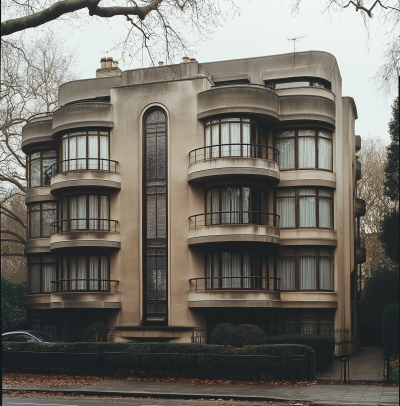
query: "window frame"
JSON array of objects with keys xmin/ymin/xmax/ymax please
[
  {"xmin": 274, "ymin": 128, "xmax": 333, "ymax": 172},
  {"xmin": 27, "ymin": 149, "xmax": 58, "ymax": 188},
  {"xmin": 61, "ymin": 254, "xmax": 110, "ymax": 292},
  {"xmin": 61, "ymin": 129, "xmax": 110, "ymax": 172},
  {"xmin": 27, "ymin": 201, "xmax": 58, "ymax": 239},
  {"xmin": 265, "ymin": 77, "xmax": 331, "ymax": 90},
  {"xmin": 275, "ymin": 247, "xmax": 334, "ymax": 292},
  {"xmin": 275, "ymin": 187, "xmax": 334, "ymax": 230},
  {"xmin": 28, "ymin": 254, "xmax": 58, "ymax": 294},
  {"xmin": 61, "ymin": 193, "xmax": 110, "ymax": 232}
]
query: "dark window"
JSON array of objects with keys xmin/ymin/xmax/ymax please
[
  {"xmin": 28, "ymin": 254, "xmax": 58, "ymax": 294},
  {"xmin": 27, "ymin": 150, "xmax": 58, "ymax": 188},
  {"xmin": 61, "ymin": 194, "xmax": 110, "ymax": 231},
  {"xmin": 205, "ymin": 251, "xmax": 268, "ymax": 289},
  {"xmin": 27, "ymin": 202, "xmax": 58, "ymax": 238},
  {"xmin": 61, "ymin": 130, "xmax": 110, "ymax": 171},
  {"xmin": 276, "ymin": 247, "xmax": 334, "ymax": 291},
  {"xmin": 2, "ymin": 334, "xmax": 15, "ymax": 342},
  {"xmin": 266, "ymin": 77, "xmax": 331, "ymax": 90},
  {"xmin": 144, "ymin": 109, "xmax": 167, "ymax": 324},
  {"xmin": 275, "ymin": 309, "xmax": 334, "ymax": 335},
  {"xmin": 61, "ymin": 255, "xmax": 110, "ymax": 291},
  {"xmin": 205, "ymin": 185, "xmax": 268, "ymax": 225},
  {"xmin": 275, "ymin": 129, "xmax": 332, "ymax": 171},
  {"xmin": 205, "ymin": 117, "xmax": 268, "ymax": 158},
  {"xmin": 276, "ymin": 188, "xmax": 333, "ymax": 229}
]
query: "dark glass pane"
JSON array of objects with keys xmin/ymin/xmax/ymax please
[
  {"xmin": 147, "ymin": 256, "xmax": 157, "ymax": 300},
  {"xmin": 157, "ymin": 256, "xmax": 166, "ymax": 300},
  {"xmin": 147, "ymin": 194, "xmax": 156, "ymax": 239},
  {"xmin": 147, "ymin": 137, "xmax": 156, "ymax": 178},
  {"xmin": 157, "ymin": 194, "xmax": 166, "ymax": 238},
  {"xmin": 147, "ymin": 110, "xmax": 165, "ymax": 123},
  {"xmin": 30, "ymin": 159, "xmax": 40, "ymax": 187},
  {"xmin": 157, "ymin": 135, "xmax": 166, "ymax": 178}
]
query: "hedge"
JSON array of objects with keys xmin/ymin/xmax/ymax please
[
  {"xmin": 209, "ymin": 323, "xmax": 237, "ymax": 346},
  {"xmin": 382, "ymin": 303, "xmax": 399, "ymax": 356},
  {"xmin": 267, "ymin": 334, "xmax": 334, "ymax": 372},
  {"xmin": 236, "ymin": 324, "xmax": 268, "ymax": 347},
  {"xmin": 2, "ymin": 342, "xmax": 316, "ymax": 380}
]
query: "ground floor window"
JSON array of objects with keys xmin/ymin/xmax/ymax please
[{"xmin": 275, "ymin": 309, "xmax": 334, "ymax": 335}]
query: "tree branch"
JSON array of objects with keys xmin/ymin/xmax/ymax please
[
  {"xmin": 0, "ymin": 206, "xmax": 27, "ymax": 229},
  {"xmin": 343, "ymin": 0, "xmax": 400, "ymax": 17},
  {"xmin": 1, "ymin": 238, "xmax": 25, "ymax": 245},
  {"xmin": 1, "ymin": 0, "xmax": 164, "ymax": 37},
  {"xmin": 1, "ymin": 228, "xmax": 26, "ymax": 243},
  {"xmin": 0, "ymin": 174, "xmax": 26, "ymax": 193}
]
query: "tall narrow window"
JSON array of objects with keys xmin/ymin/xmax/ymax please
[{"xmin": 144, "ymin": 109, "xmax": 167, "ymax": 324}]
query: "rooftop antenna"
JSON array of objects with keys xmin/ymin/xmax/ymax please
[{"xmin": 287, "ymin": 36, "xmax": 306, "ymax": 66}]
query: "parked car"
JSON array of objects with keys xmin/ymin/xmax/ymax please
[{"xmin": 2, "ymin": 330, "xmax": 60, "ymax": 343}]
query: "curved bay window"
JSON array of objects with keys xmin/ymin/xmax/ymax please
[
  {"xmin": 28, "ymin": 255, "xmax": 57, "ymax": 293},
  {"xmin": 28, "ymin": 202, "xmax": 58, "ymax": 238},
  {"xmin": 61, "ymin": 255, "xmax": 109, "ymax": 291},
  {"xmin": 205, "ymin": 117, "xmax": 268, "ymax": 159},
  {"xmin": 276, "ymin": 188, "xmax": 333, "ymax": 229},
  {"xmin": 276, "ymin": 247, "xmax": 333, "ymax": 291},
  {"xmin": 61, "ymin": 130, "xmax": 110, "ymax": 171},
  {"xmin": 275, "ymin": 129, "xmax": 332, "ymax": 171},
  {"xmin": 143, "ymin": 109, "xmax": 168, "ymax": 324},
  {"xmin": 61, "ymin": 194, "xmax": 110, "ymax": 231},
  {"xmin": 206, "ymin": 250, "xmax": 269, "ymax": 289},
  {"xmin": 27, "ymin": 150, "xmax": 57, "ymax": 188},
  {"xmin": 206, "ymin": 185, "xmax": 268, "ymax": 225}
]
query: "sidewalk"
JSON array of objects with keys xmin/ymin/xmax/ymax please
[{"xmin": 3, "ymin": 379, "xmax": 399, "ymax": 405}]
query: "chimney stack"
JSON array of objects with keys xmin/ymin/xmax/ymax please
[
  {"xmin": 158, "ymin": 61, "xmax": 164, "ymax": 66},
  {"xmin": 106, "ymin": 57, "xmax": 113, "ymax": 68},
  {"xmin": 182, "ymin": 56, "xmax": 189, "ymax": 63},
  {"xmin": 189, "ymin": 58, "xmax": 197, "ymax": 62},
  {"xmin": 113, "ymin": 60, "xmax": 119, "ymax": 68},
  {"xmin": 100, "ymin": 57, "xmax": 106, "ymax": 68}
]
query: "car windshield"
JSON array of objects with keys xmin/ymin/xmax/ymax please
[{"xmin": 32, "ymin": 332, "xmax": 59, "ymax": 342}]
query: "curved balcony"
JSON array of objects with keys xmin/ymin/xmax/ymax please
[
  {"xmin": 279, "ymin": 95, "xmax": 335, "ymax": 127},
  {"xmin": 49, "ymin": 159, "xmax": 120, "ymax": 193},
  {"xmin": 198, "ymin": 84, "xmax": 279, "ymax": 122},
  {"xmin": 188, "ymin": 144, "xmax": 280, "ymax": 182},
  {"xmin": 355, "ymin": 198, "xmax": 366, "ymax": 216},
  {"xmin": 50, "ymin": 219, "xmax": 120, "ymax": 251},
  {"xmin": 51, "ymin": 102, "xmax": 113, "ymax": 138},
  {"xmin": 188, "ymin": 211, "xmax": 280, "ymax": 245},
  {"xmin": 21, "ymin": 114, "xmax": 55, "ymax": 153},
  {"xmin": 280, "ymin": 229, "xmax": 337, "ymax": 246},
  {"xmin": 275, "ymin": 86, "xmax": 335, "ymax": 102},
  {"xmin": 356, "ymin": 160, "xmax": 362, "ymax": 181},
  {"xmin": 188, "ymin": 277, "xmax": 281, "ymax": 308},
  {"xmin": 25, "ymin": 187, "xmax": 58, "ymax": 204},
  {"xmin": 356, "ymin": 236, "xmax": 366, "ymax": 263},
  {"xmin": 279, "ymin": 170, "xmax": 336, "ymax": 189},
  {"xmin": 24, "ymin": 238, "xmax": 51, "ymax": 255},
  {"xmin": 355, "ymin": 135, "xmax": 361, "ymax": 152}
]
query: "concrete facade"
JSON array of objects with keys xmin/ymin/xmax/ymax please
[{"xmin": 22, "ymin": 51, "xmax": 365, "ymax": 353}]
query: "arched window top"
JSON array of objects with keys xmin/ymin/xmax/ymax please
[{"xmin": 146, "ymin": 110, "xmax": 165, "ymax": 124}]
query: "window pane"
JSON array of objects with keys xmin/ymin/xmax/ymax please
[
  {"xmin": 89, "ymin": 255, "xmax": 99, "ymax": 290},
  {"xmin": 30, "ymin": 159, "xmax": 40, "ymax": 187},
  {"xmin": 42, "ymin": 206, "xmax": 57, "ymax": 237},
  {"xmin": 62, "ymin": 138, "xmax": 68, "ymax": 172},
  {"xmin": 147, "ymin": 136, "xmax": 156, "ymax": 178},
  {"xmin": 230, "ymin": 123, "xmax": 240, "ymax": 156},
  {"xmin": 30, "ymin": 211, "xmax": 40, "ymax": 238},
  {"xmin": 205, "ymin": 126, "xmax": 211, "ymax": 159},
  {"xmin": 100, "ymin": 136, "xmax": 109, "ymax": 170},
  {"xmin": 147, "ymin": 194, "xmax": 156, "ymax": 238},
  {"xmin": 276, "ymin": 82, "xmax": 310, "ymax": 89},
  {"xmin": 230, "ymin": 187, "xmax": 240, "ymax": 223},
  {"xmin": 157, "ymin": 256, "xmax": 167, "ymax": 300},
  {"xmin": 276, "ymin": 196, "xmax": 295, "ymax": 228},
  {"xmin": 276, "ymin": 138, "xmax": 295, "ymax": 170},
  {"xmin": 242, "ymin": 123, "xmax": 250, "ymax": 157},
  {"xmin": 277, "ymin": 256, "xmax": 295, "ymax": 290},
  {"xmin": 88, "ymin": 136, "xmax": 99, "ymax": 170},
  {"xmin": 299, "ymin": 188, "xmax": 316, "ymax": 196},
  {"xmin": 299, "ymin": 197, "xmax": 316, "ymax": 227},
  {"xmin": 147, "ymin": 256, "xmax": 157, "ymax": 300},
  {"xmin": 30, "ymin": 264, "xmax": 41, "ymax": 293},
  {"xmin": 43, "ymin": 264, "xmax": 56, "ymax": 293},
  {"xmin": 77, "ymin": 256, "xmax": 87, "ymax": 290},
  {"xmin": 100, "ymin": 195, "xmax": 109, "ymax": 230},
  {"xmin": 100, "ymin": 256, "xmax": 109, "ymax": 290},
  {"xmin": 212, "ymin": 124, "xmax": 220, "ymax": 158},
  {"xmin": 318, "ymin": 137, "xmax": 332, "ymax": 170},
  {"xmin": 319, "ymin": 198, "xmax": 333, "ymax": 228},
  {"xmin": 157, "ymin": 133, "xmax": 166, "ymax": 178},
  {"xmin": 43, "ymin": 159, "xmax": 56, "ymax": 185},
  {"xmin": 157, "ymin": 193, "xmax": 166, "ymax": 238},
  {"xmin": 69, "ymin": 137, "xmax": 77, "ymax": 170},
  {"xmin": 221, "ymin": 187, "xmax": 230, "ymax": 224},
  {"xmin": 298, "ymin": 137, "xmax": 315, "ymax": 168},
  {"xmin": 89, "ymin": 195, "xmax": 99, "ymax": 230},
  {"xmin": 221, "ymin": 251, "xmax": 231, "ymax": 288},
  {"xmin": 319, "ymin": 257, "xmax": 333, "ymax": 289},
  {"xmin": 300, "ymin": 256, "xmax": 316, "ymax": 289},
  {"xmin": 212, "ymin": 188, "xmax": 220, "ymax": 224}
]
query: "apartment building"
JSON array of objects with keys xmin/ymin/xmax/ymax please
[{"xmin": 22, "ymin": 51, "xmax": 366, "ymax": 353}]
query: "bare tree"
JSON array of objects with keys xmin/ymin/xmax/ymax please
[
  {"xmin": 1, "ymin": 0, "xmax": 239, "ymax": 65},
  {"xmin": 0, "ymin": 35, "xmax": 77, "ymax": 278},
  {"xmin": 290, "ymin": 1, "xmax": 400, "ymax": 94},
  {"xmin": 357, "ymin": 136, "xmax": 398, "ymax": 274}
]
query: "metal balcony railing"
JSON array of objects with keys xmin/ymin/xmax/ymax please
[
  {"xmin": 211, "ymin": 83, "xmax": 275, "ymax": 91},
  {"xmin": 189, "ymin": 276, "xmax": 281, "ymax": 291},
  {"xmin": 26, "ymin": 112, "xmax": 53, "ymax": 123},
  {"xmin": 51, "ymin": 219, "xmax": 118, "ymax": 234},
  {"xmin": 51, "ymin": 279, "xmax": 119, "ymax": 292},
  {"xmin": 49, "ymin": 158, "xmax": 118, "ymax": 176},
  {"xmin": 189, "ymin": 143, "xmax": 279, "ymax": 164},
  {"xmin": 189, "ymin": 211, "xmax": 280, "ymax": 228}
]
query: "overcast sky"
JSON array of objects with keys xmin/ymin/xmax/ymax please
[{"xmin": 55, "ymin": 0, "xmax": 397, "ymax": 144}]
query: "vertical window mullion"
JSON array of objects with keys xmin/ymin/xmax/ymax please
[{"xmin": 295, "ymin": 249, "xmax": 299, "ymax": 291}]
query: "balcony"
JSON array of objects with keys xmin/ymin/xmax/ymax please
[
  {"xmin": 188, "ymin": 144, "xmax": 279, "ymax": 182},
  {"xmin": 355, "ymin": 135, "xmax": 361, "ymax": 152},
  {"xmin": 188, "ymin": 276, "xmax": 281, "ymax": 308},
  {"xmin": 355, "ymin": 198, "xmax": 366, "ymax": 216},
  {"xmin": 24, "ymin": 238, "xmax": 51, "ymax": 255},
  {"xmin": 356, "ymin": 160, "xmax": 362, "ymax": 181},
  {"xmin": 50, "ymin": 219, "xmax": 120, "ymax": 251},
  {"xmin": 21, "ymin": 113, "xmax": 55, "ymax": 153},
  {"xmin": 25, "ymin": 281, "xmax": 121, "ymax": 309},
  {"xmin": 49, "ymin": 159, "xmax": 121, "ymax": 193},
  {"xmin": 356, "ymin": 236, "xmax": 366, "ymax": 263},
  {"xmin": 52, "ymin": 101, "xmax": 113, "ymax": 138},
  {"xmin": 198, "ymin": 84, "xmax": 279, "ymax": 122},
  {"xmin": 188, "ymin": 211, "xmax": 280, "ymax": 245}
]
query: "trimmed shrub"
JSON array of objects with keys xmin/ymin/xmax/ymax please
[
  {"xmin": 209, "ymin": 323, "xmax": 237, "ymax": 346},
  {"xmin": 267, "ymin": 334, "xmax": 334, "ymax": 372},
  {"xmin": 382, "ymin": 303, "xmax": 399, "ymax": 356},
  {"xmin": 2, "ymin": 342, "xmax": 316, "ymax": 381},
  {"xmin": 82, "ymin": 322, "xmax": 109, "ymax": 342},
  {"xmin": 236, "ymin": 324, "xmax": 267, "ymax": 347}
]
